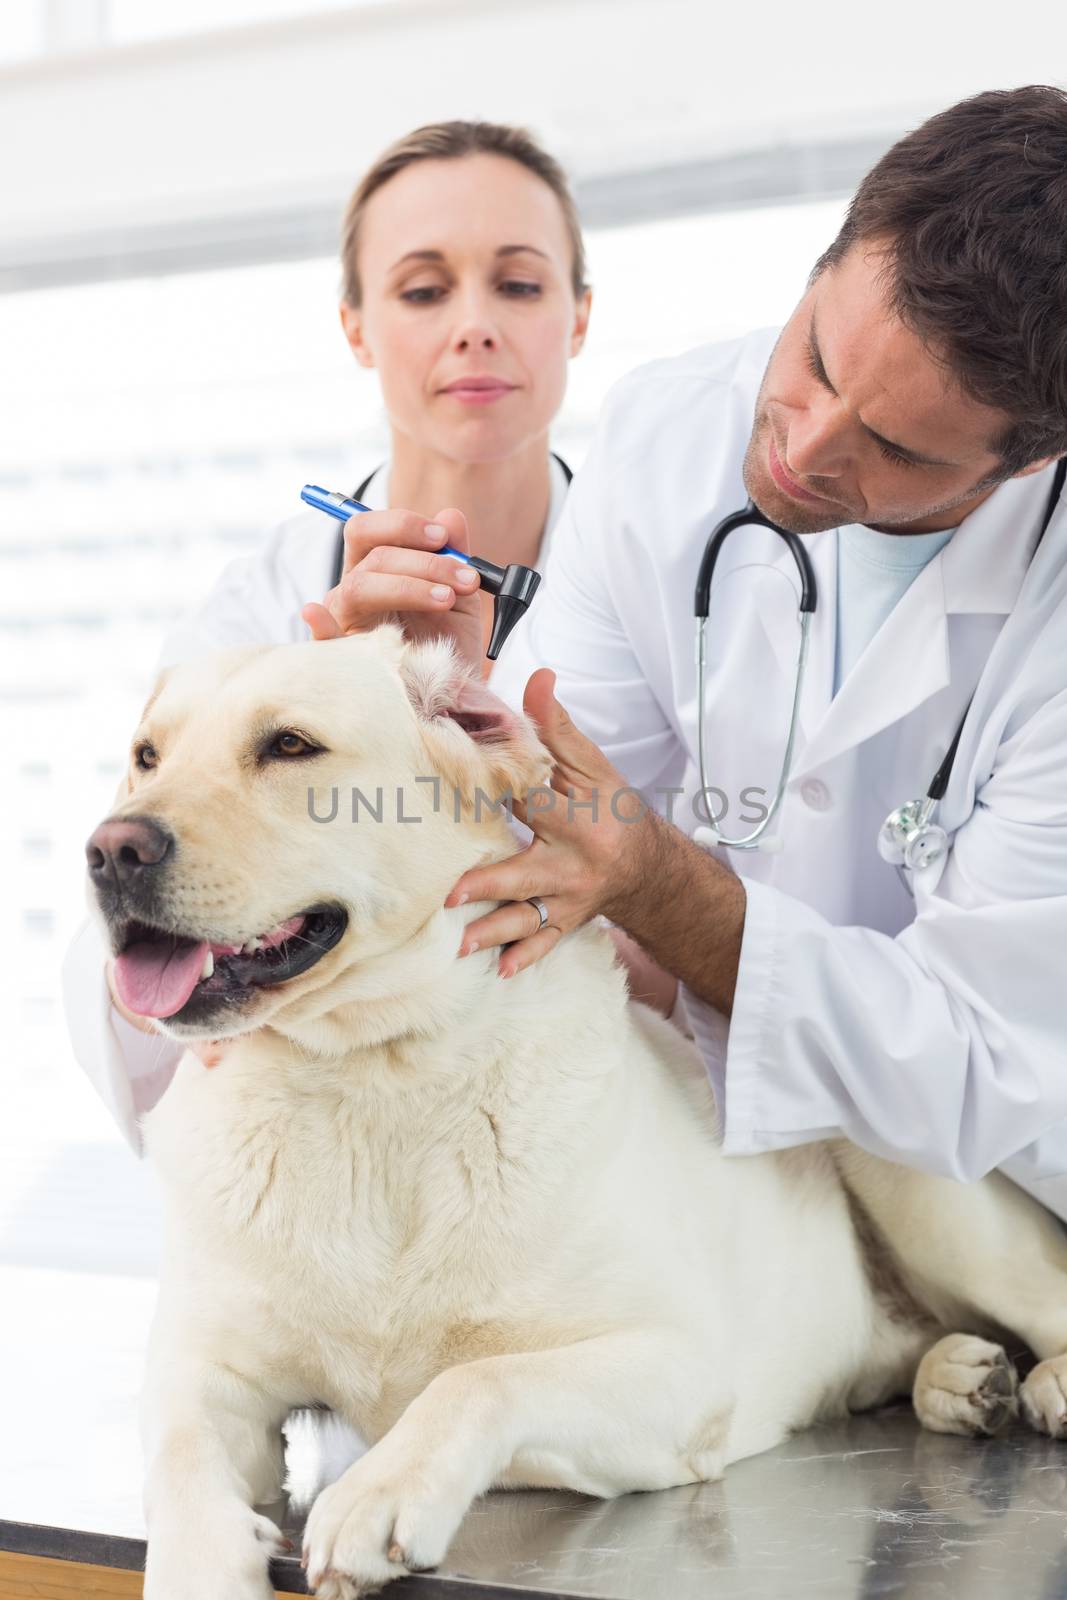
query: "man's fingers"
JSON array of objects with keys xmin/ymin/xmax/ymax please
[
  {"xmin": 302, "ymin": 601, "xmax": 342, "ymax": 640},
  {"xmin": 523, "ymin": 669, "xmax": 602, "ymax": 774},
  {"xmin": 522, "ymin": 667, "xmax": 559, "ymax": 730},
  {"xmin": 446, "ymin": 847, "xmax": 545, "ymax": 909},
  {"xmin": 498, "ymin": 923, "xmax": 564, "ymax": 979},
  {"xmin": 458, "ymin": 897, "xmax": 553, "ymax": 956}
]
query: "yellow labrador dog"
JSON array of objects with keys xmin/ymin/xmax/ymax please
[{"xmin": 85, "ymin": 628, "xmax": 1067, "ymax": 1600}]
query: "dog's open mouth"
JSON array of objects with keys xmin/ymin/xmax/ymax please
[{"xmin": 111, "ymin": 904, "xmax": 348, "ymax": 1021}]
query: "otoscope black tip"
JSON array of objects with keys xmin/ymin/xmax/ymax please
[
  {"xmin": 485, "ymin": 565, "xmax": 542, "ymax": 659},
  {"xmin": 486, "ymin": 594, "xmax": 530, "ymax": 659}
]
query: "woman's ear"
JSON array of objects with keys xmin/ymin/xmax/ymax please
[
  {"xmin": 570, "ymin": 286, "xmax": 592, "ymax": 358},
  {"xmin": 400, "ymin": 639, "xmax": 551, "ymax": 806},
  {"xmin": 339, "ymin": 301, "xmax": 376, "ymax": 369}
]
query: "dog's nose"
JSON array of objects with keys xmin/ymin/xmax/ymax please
[{"xmin": 86, "ymin": 816, "xmax": 173, "ymax": 885}]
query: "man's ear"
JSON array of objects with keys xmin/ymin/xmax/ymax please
[
  {"xmin": 399, "ymin": 639, "xmax": 551, "ymax": 804},
  {"xmin": 1011, "ymin": 452, "xmax": 1061, "ymax": 481}
]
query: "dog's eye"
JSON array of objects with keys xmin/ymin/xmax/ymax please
[
  {"xmin": 134, "ymin": 742, "xmax": 158, "ymax": 771},
  {"xmin": 268, "ymin": 731, "xmax": 319, "ymax": 760}
]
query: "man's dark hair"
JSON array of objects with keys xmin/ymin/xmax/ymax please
[{"xmin": 816, "ymin": 86, "xmax": 1067, "ymax": 476}]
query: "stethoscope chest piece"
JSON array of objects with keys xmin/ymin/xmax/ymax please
[{"xmin": 877, "ymin": 796, "xmax": 949, "ymax": 872}]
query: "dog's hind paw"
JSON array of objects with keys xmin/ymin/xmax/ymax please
[
  {"xmin": 1020, "ymin": 1354, "xmax": 1067, "ymax": 1438},
  {"xmin": 913, "ymin": 1333, "xmax": 1018, "ymax": 1437}
]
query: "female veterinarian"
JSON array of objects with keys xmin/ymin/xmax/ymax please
[
  {"xmin": 62, "ymin": 119, "xmax": 592, "ymax": 1150},
  {"xmin": 305, "ymin": 87, "xmax": 1067, "ymax": 1225}
]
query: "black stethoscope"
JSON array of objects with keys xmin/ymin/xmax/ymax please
[{"xmin": 693, "ymin": 457, "xmax": 1067, "ymax": 872}]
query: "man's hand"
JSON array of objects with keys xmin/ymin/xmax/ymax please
[
  {"xmin": 301, "ymin": 506, "xmax": 484, "ymax": 671},
  {"xmin": 445, "ymin": 670, "xmax": 654, "ymax": 977},
  {"xmin": 446, "ymin": 671, "xmax": 747, "ymax": 1014}
]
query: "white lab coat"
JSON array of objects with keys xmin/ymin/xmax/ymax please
[
  {"xmin": 489, "ymin": 330, "xmax": 1067, "ymax": 1223},
  {"xmin": 62, "ymin": 459, "xmax": 571, "ymax": 1155}
]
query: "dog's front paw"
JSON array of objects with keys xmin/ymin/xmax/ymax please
[
  {"xmin": 913, "ymin": 1333, "xmax": 1018, "ymax": 1437},
  {"xmin": 145, "ymin": 1503, "xmax": 291, "ymax": 1600},
  {"xmin": 302, "ymin": 1446, "xmax": 470, "ymax": 1597},
  {"xmin": 1021, "ymin": 1354, "xmax": 1067, "ymax": 1438}
]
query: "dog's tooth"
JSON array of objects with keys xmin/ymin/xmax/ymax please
[{"xmin": 200, "ymin": 950, "xmax": 214, "ymax": 981}]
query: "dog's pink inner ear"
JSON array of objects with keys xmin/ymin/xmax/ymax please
[
  {"xmin": 402, "ymin": 646, "xmax": 524, "ymax": 746},
  {"xmin": 442, "ymin": 678, "xmax": 518, "ymax": 744}
]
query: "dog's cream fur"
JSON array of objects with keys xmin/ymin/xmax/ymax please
[{"xmin": 93, "ymin": 630, "xmax": 1067, "ymax": 1599}]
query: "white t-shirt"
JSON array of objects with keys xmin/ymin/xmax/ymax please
[{"xmin": 833, "ymin": 521, "xmax": 957, "ymax": 695}]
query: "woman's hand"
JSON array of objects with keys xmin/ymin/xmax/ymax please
[
  {"xmin": 301, "ymin": 506, "xmax": 485, "ymax": 671},
  {"xmin": 445, "ymin": 669, "xmax": 656, "ymax": 977}
]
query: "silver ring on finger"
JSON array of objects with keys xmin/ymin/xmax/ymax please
[{"xmin": 525, "ymin": 896, "xmax": 549, "ymax": 933}]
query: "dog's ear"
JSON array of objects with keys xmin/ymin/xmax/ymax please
[{"xmin": 399, "ymin": 638, "xmax": 551, "ymax": 804}]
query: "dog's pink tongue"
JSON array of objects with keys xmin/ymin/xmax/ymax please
[{"xmin": 113, "ymin": 939, "xmax": 210, "ymax": 1018}]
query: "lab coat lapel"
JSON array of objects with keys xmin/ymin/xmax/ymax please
[
  {"xmin": 752, "ymin": 529, "xmax": 837, "ymax": 739},
  {"xmin": 793, "ymin": 557, "xmax": 949, "ymax": 780},
  {"xmin": 790, "ymin": 469, "xmax": 1055, "ymax": 781}
]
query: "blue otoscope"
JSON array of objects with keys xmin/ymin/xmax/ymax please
[{"xmin": 300, "ymin": 485, "xmax": 541, "ymax": 660}]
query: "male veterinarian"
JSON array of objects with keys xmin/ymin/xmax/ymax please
[
  {"xmin": 66, "ymin": 88, "xmax": 1067, "ymax": 1224},
  {"xmin": 307, "ymin": 86, "xmax": 1067, "ymax": 1218}
]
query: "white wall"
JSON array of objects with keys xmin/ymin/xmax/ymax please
[{"xmin": 2, "ymin": 0, "xmax": 1064, "ymax": 271}]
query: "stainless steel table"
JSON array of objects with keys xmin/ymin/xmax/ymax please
[
  {"xmin": 6, "ymin": 1404, "xmax": 1067, "ymax": 1598},
  {"xmin": 5, "ymin": 1255, "xmax": 1067, "ymax": 1597}
]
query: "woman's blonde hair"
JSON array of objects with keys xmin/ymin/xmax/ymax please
[{"xmin": 340, "ymin": 120, "xmax": 588, "ymax": 307}]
